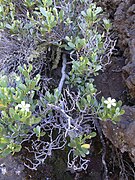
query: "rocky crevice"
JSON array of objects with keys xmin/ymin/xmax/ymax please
[{"xmin": 97, "ymin": 0, "xmax": 135, "ymax": 164}]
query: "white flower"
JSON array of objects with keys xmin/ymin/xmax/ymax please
[
  {"xmin": 104, "ymin": 97, "xmax": 116, "ymax": 109},
  {"xmin": 15, "ymin": 101, "xmax": 30, "ymax": 112}
]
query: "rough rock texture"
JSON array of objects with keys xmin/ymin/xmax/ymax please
[
  {"xmin": 105, "ymin": 0, "xmax": 135, "ymax": 98},
  {"xmin": 101, "ymin": 105, "xmax": 135, "ymax": 163},
  {"xmin": 95, "ymin": 56, "xmax": 126, "ymax": 101},
  {"xmin": 122, "ymin": 62, "xmax": 135, "ymax": 98},
  {"xmin": 97, "ymin": 0, "xmax": 135, "ymax": 164},
  {"xmin": 116, "ymin": 1, "xmax": 135, "ymax": 98}
]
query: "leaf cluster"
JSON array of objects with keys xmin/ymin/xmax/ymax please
[{"xmin": 0, "ymin": 64, "xmax": 41, "ymax": 157}]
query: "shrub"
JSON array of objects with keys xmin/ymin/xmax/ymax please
[
  {"xmin": 0, "ymin": 0, "xmax": 124, "ymax": 172},
  {"xmin": 0, "ymin": 64, "xmax": 41, "ymax": 157}
]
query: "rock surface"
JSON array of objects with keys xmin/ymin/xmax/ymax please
[
  {"xmin": 96, "ymin": 1, "xmax": 135, "ymax": 98},
  {"xmin": 101, "ymin": 105, "xmax": 135, "ymax": 163},
  {"xmin": 97, "ymin": 0, "xmax": 135, "ymax": 165}
]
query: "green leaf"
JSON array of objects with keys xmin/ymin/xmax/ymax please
[
  {"xmin": 9, "ymin": 108, "xmax": 15, "ymax": 118},
  {"xmin": 0, "ymin": 143, "xmax": 7, "ymax": 150},
  {"xmin": 65, "ymin": 36, "xmax": 71, "ymax": 41},
  {"xmin": 34, "ymin": 74, "xmax": 40, "ymax": 83},
  {"xmin": 87, "ymin": 95, "xmax": 91, "ymax": 103},
  {"xmin": 0, "ymin": 138, "xmax": 10, "ymax": 144},
  {"xmin": 29, "ymin": 117, "xmax": 41, "ymax": 126},
  {"xmin": 59, "ymin": 10, "xmax": 64, "ymax": 22},
  {"xmin": 14, "ymin": 144, "xmax": 22, "ymax": 152},
  {"xmin": 78, "ymin": 149, "xmax": 86, "ymax": 157},
  {"xmin": 46, "ymin": 0, "xmax": 52, "ymax": 6},
  {"xmin": 68, "ymin": 140, "xmax": 76, "ymax": 148},
  {"xmin": 28, "ymin": 64, "xmax": 33, "ymax": 73},
  {"xmin": 0, "ymin": 137, "xmax": 9, "ymax": 150},
  {"xmin": 1, "ymin": 148, "xmax": 11, "ymax": 157},
  {"xmin": 0, "ymin": 6, "xmax": 3, "ymax": 12},
  {"xmin": 40, "ymin": 7, "xmax": 47, "ymax": 17},
  {"xmin": 29, "ymin": 81, "xmax": 36, "ymax": 89},
  {"xmin": 23, "ymin": 64, "xmax": 27, "ymax": 70},
  {"xmin": 95, "ymin": 7, "xmax": 102, "ymax": 14},
  {"xmin": 65, "ymin": 45, "xmax": 73, "ymax": 51},
  {"xmin": 67, "ymin": 42, "xmax": 75, "ymax": 49},
  {"xmin": 120, "ymin": 109, "xmax": 125, "ymax": 115},
  {"xmin": 54, "ymin": 88, "xmax": 60, "ymax": 102},
  {"xmin": 18, "ymin": 66, "xmax": 23, "ymax": 73},
  {"xmin": 76, "ymin": 143, "xmax": 83, "ymax": 151},
  {"xmin": 81, "ymin": 11, "xmax": 86, "ymax": 17},
  {"xmin": 40, "ymin": 131, "xmax": 46, "ymax": 137},
  {"xmin": 8, "ymin": 124, "xmax": 16, "ymax": 132},
  {"xmin": 18, "ymin": 83, "xmax": 26, "ymax": 91},
  {"xmin": 95, "ymin": 65, "xmax": 102, "ymax": 71},
  {"xmin": 118, "ymin": 100, "xmax": 122, "ymax": 106},
  {"xmin": 89, "ymin": 132, "xmax": 97, "ymax": 138},
  {"xmin": 0, "ymin": 75, "xmax": 8, "ymax": 87},
  {"xmin": 103, "ymin": 18, "xmax": 111, "ymax": 31},
  {"xmin": 22, "ymin": 70, "xmax": 29, "ymax": 78},
  {"xmin": 0, "ymin": 124, "xmax": 4, "ymax": 133},
  {"xmin": 87, "ymin": 8, "xmax": 92, "ymax": 17},
  {"xmin": 53, "ymin": 7, "xmax": 58, "ymax": 21},
  {"xmin": 81, "ymin": 144, "xmax": 90, "ymax": 149},
  {"xmin": 14, "ymin": 113, "xmax": 20, "ymax": 120},
  {"xmin": 20, "ymin": 111, "xmax": 31, "ymax": 123},
  {"xmin": 81, "ymin": 146, "xmax": 89, "ymax": 154},
  {"xmin": 5, "ymin": 23, "xmax": 12, "ymax": 29},
  {"xmin": 34, "ymin": 125, "xmax": 41, "ymax": 137}
]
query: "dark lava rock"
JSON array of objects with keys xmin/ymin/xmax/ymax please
[
  {"xmin": 101, "ymin": 105, "xmax": 135, "ymax": 163},
  {"xmin": 95, "ymin": 0, "xmax": 135, "ymax": 166}
]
